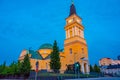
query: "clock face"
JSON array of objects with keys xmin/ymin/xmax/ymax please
[
  {"xmin": 68, "ymin": 19, "xmax": 73, "ymax": 23},
  {"xmin": 77, "ymin": 19, "xmax": 80, "ymax": 23}
]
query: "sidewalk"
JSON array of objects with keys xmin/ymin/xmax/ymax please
[{"xmin": 65, "ymin": 77, "xmax": 120, "ymax": 80}]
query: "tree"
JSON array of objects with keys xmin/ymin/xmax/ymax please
[
  {"xmin": 20, "ymin": 54, "xmax": 31, "ymax": 76},
  {"xmin": 90, "ymin": 65, "xmax": 94, "ymax": 72},
  {"xmin": 50, "ymin": 40, "xmax": 61, "ymax": 73},
  {"xmin": 16, "ymin": 61, "xmax": 22, "ymax": 75},
  {"xmin": 0, "ymin": 65, "xmax": 2, "ymax": 74},
  {"xmin": 0, "ymin": 62, "xmax": 7, "ymax": 75},
  {"xmin": 94, "ymin": 64, "xmax": 100, "ymax": 73},
  {"xmin": 9, "ymin": 61, "xmax": 18, "ymax": 75}
]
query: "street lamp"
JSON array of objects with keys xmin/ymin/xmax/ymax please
[
  {"xmin": 74, "ymin": 52, "xmax": 78, "ymax": 78},
  {"xmin": 35, "ymin": 61, "xmax": 39, "ymax": 80}
]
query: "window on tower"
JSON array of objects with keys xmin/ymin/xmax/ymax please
[
  {"xmin": 70, "ymin": 48, "xmax": 72, "ymax": 54},
  {"xmin": 70, "ymin": 30, "xmax": 72, "ymax": 37},
  {"xmin": 68, "ymin": 19, "xmax": 73, "ymax": 23},
  {"xmin": 82, "ymin": 48, "xmax": 84, "ymax": 54}
]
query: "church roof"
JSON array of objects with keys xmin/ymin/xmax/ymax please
[
  {"xmin": 39, "ymin": 43, "xmax": 53, "ymax": 50},
  {"xmin": 69, "ymin": 3, "xmax": 77, "ymax": 16},
  {"xmin": 28, "ymin": 50, "xmax": 43, "ymax": 60}
]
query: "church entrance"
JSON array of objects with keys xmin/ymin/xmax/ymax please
[{"xmin": 84, "ymin": 63, "xmax": 87, "ymax": 73}]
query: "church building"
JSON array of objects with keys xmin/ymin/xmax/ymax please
[{"xmin": 19, "ymin": 1, "xmax": 89, "ymax": 74}]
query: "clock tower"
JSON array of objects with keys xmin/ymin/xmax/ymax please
[{"xmin": 64, "ymin": 1, "xmax": 89, "ymax": 74}]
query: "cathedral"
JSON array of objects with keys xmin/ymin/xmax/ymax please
[{"xmin": 19, "ymin": 1, "xmax": 89, "ymax": 74}]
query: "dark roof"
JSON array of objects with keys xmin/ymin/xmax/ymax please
[
  {"xmin": 99, "ymin": 57, "xmax": 111, "ymax": 61},
  {"xmin": 107, "ymin": 64, "xmax": 120, "ymax": 69},
  {"xmin": 69, "ymin": 3, "xmax": 76, "ymax": 16},
  {"xmin": 28, "ymin": 50, "xmax": 43, "ymax": 60},
  {"xmin": 60, "ymin": 49, "xmax": 64, "ymax": 52},
  {"xmin": 44, "ymin": 54, "xmax": 51, "ymax": 60},
  {"xmin": 39, "ymin": 43, "xmax": 53, "ymax": 49}
]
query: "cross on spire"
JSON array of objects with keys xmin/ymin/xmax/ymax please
[{"xmin": 71, "ymin": 0, "xmax": 74, "ymax": 4}]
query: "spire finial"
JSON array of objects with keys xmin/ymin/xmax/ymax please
[{"xmin": 71, "ymin": 0, "xmax": 74, "ymax": 4}]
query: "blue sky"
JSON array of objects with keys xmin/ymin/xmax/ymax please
[{"xmin": 0, "ymin": 0, "xmax": 120, "ymax": 65}]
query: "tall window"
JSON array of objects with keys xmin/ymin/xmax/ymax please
[
  {"xmin": 70, "ymin": 30, "xmax": 72, "ymax": 38},
  {"xmin": 70, "ymin": 48, "xmax": 72, "ymax": 54},
  {"xmin": 82, "ymin": 48, "xmax": 84, "ymax": 54}
]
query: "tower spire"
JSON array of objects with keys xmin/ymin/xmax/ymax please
[{"xmin": 69, "ymin": 0, "xmax": 76, "ymax": 16}]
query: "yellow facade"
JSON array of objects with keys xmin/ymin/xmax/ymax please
[
  {"xmin": 19, "ymin": 2, "xmax": 89, "ymax": 74},
  {"xmin": 63, "ymin": 13, "xmax": 89, "ymax": 73},
  {"xmin": 38, "ymin": 49, "xmax": 52, "ymax": 59}
]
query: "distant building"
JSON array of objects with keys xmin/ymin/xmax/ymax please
[
  {"xmin": 19, "ymin": 1, "xmax": 89, "ymax": 74},
  {"xmin": 99, "ymin": 57, "xmax": 120, "ymax": 76},
  {"xmin": 99, "ymin": 58, "xmax": 120, "ymax": 66},
  {"xmin": 100, "ymin": 64, "xmax": 120, "ymax": 76}
]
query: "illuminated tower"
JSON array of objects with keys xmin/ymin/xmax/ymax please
[{"xmin": 64, "ymin": 1, "xmax": 89, "ymax": 74}]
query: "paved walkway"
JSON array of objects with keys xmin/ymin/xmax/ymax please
[
  {"xmin": 66, "ymin": 77, "xmax": 120, "ymax": 80},
  {"xmin": 1, "ymin": 77, "xmax": 120, "ymax": 80}
]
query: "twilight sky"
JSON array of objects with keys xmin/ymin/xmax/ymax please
[{"xmin": 0, "ymin": 0, "xmax": 120, "ymax": 65}]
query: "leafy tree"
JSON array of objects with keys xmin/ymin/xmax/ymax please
[
  {"xmin": 16, "ymin": 61, "xmax": 22, "ymax": 75},
  {"xmin": 90, "ymin": 65, "xmax": 94, "ymax": 72},
  {"xmin": 94, "ymin": 64, "xmax": 100, "ymax": 73},
  {"xmin": 50, "ymin": 40, "xmax": 61, "ymax": 73},
  {"xmin": 0, "ymin": 62, "xmax": 7, "ymax": 75},
  {"xmin": 9, "ymin": 61, "xmax": 17, "ymax": 75},
  {"xmin": 0, "ymin": 64, "xmax": 3, "ymax": 74},
  {"xmin": 20, "ymin": 54, "xmax": 31, "ymax": 76}
]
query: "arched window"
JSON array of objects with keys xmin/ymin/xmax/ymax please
[
  {"xmin": 82, "ymin": 48, "xmax": 84, "ymax": 54},
  {"xmin": 70, "ymin": 48, "xmax": 72, "ymax": 54}
]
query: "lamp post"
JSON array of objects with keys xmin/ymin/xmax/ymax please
[
  {"xmin": 35, "ymin": 61, "xmax": 39, "ymax": 80},
  {"xmin": 35, "ymin": 52, "xmax": 39, "ymax": 80},
  {"xmin": 74, "ymin": 52, "xmax": 77, "ymax": 78},
  {"xmin": 74, "ymin": 52, "xmax": 81, "ymax": 79},
  {"xmin": 76, "ymin": 63, "xmax": 79, "ymax": 78}
]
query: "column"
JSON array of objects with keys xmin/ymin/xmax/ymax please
[
  {"xmin": 68, "ymin": 29, "xmax": 70, "ymax": 38},
  {"xmin": 72, "ymin": 27, "xmax": 74, "ymax": 37},
  {"xmin": 83, "ymin": 31, "xmax": 84, "ymax": 38},
  {"xmin": 81, "ymin": 30, "xmax": 84, "ymax": 38},
  {"xmin": 75, "ymin": 26, "xmax": 77, "ymax": 36},
  {"xmin": 86, "ymin": 63, "xmax": 89, "ymax": 74},
  {"xmin": 76, "ymin": 27, "xmax": 78, "ymax": 36},
  {"xmin": 80, "ymin": 30, "xmax": 82, "ymax": 37},
  {"xmin": 66, "ymin": 30, "xmax": 68, "ymax": 39},
  {"xmin": 77, "ymin": 28, "xmax": 79, "ymax": 36},
  {"xmin": 78, "ymin": 29, "xmax": 80, "ymax": 37},
  {"xmin": 81, "ymin": 62, "xmax": 85, "ymax": 74}
]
